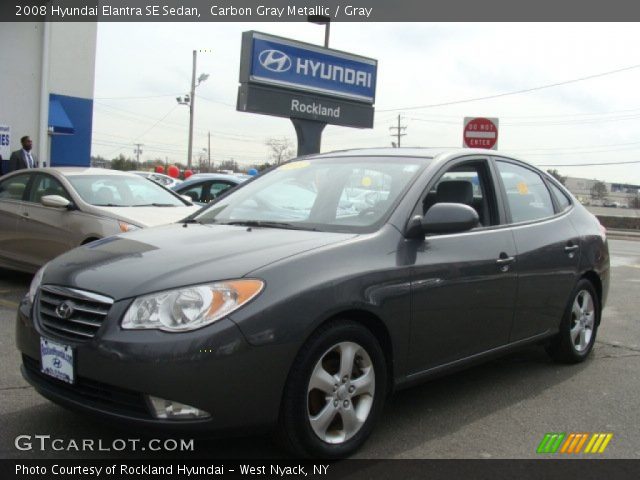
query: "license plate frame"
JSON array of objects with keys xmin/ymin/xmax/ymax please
[{"xmin": 40, "ymin": 337, "xmax": 75, "ymax": 384}]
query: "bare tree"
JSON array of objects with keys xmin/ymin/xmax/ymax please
[
  {"xmin": 265, "ymin": 137, "xmax": 294, "ymax": 165},
  {"xmin": 590, "ymin": 181, "xmax": 608, "ymax": 201},
  {"xmin": 546, "ymin": 169, "xmax": 567, "ymax": 186}
]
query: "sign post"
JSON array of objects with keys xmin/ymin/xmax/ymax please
[
  {"xmin": 237, "ymin": 31, "xmax": 377, "ymax": 156},
  {"xmin": 463, "ymin": 117, "xmax": 499, "ymax": 150}
]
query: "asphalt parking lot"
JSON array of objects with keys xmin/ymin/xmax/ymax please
[{"xmin": 0, "ymin": 239, "xmax": 638, "ymax": 459}]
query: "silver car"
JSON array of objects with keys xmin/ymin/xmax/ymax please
[{"xmin": 0, "ymin": 168, "xmax": 199, "ymax": 273}]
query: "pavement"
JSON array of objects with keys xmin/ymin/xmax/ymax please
[{"xmin": 0, "ymin": 239, "xmax": 638, "ymax": 459}]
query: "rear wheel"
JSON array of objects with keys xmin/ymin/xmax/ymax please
[
  {"xmin": 279, "ymin": 320, "xmax": 387, "ymax": 458},
  {"xmin": 546, "ymin": 278, "xmax": 599, "ymax": 363}
]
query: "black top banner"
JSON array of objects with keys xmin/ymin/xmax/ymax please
[{"xmin": 4, "ymin": 0, "xmax": 640, "ymax": 21}]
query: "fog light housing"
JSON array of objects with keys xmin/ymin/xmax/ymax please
[{"xmin": 147, "ymin": 396, "xmax": 210, "ymax": 420}]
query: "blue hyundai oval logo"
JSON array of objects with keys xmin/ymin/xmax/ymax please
[{"xmin": 258, "ymin": 49, "xmax": 292, "ymax": 73}]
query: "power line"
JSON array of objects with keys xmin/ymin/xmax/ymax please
[
  {"xmin": 378, "ymin": 62, "xmax": 640, "ymax": 112},
  {"xmin": 95, "ymin": 93, "xmax": 181, "ymax": 100},
  {"xmin": 538, "ymin": 160, "xmax": 640, "ymax": 167}
]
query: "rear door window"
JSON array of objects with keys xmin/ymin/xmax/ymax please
[
  {"xmin": 0, "ymin": 174, "xmax": 31, "ymax": 201},
  {"xmin": 547, "ymin": 181, "xmax": 572, "ymax": 212},
  {"xmin": 496, "ymin": 161, "xmax": 555, "ymax": 223}
]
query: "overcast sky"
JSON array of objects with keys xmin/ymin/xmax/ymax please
[{"xmin": 92, "ymin": 22, "xmax": 640, "ymax": 184}]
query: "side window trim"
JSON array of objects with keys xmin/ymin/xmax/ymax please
[{"xmin": 543, "ymin": 175, "xmax": 574, "ymax": 214}]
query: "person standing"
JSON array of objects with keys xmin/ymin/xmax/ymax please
[{"xmin": 9, "ymin": 136, "xmax": 37, "ymax": 172}]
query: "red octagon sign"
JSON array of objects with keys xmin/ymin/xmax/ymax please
[{"xmin": 463, "ymin": 117, "xmax": 499, "ymax": 150}]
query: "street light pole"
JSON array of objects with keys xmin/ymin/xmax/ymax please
[
  {"xmin": 308, "ymin": 15, "xmax": 331, "ymax": 48},
  {"xmin": 187, "ymin": 49, "xmax": 197, "ymax": 169}
]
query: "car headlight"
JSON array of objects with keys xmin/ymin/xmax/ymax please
[
  {"xmin": 122, "ymin": 279, "xmax": 264, "ymax": 332},
  {"xmin": 28, "ymin": 263, "xmax": 47, "ymax": 304}
]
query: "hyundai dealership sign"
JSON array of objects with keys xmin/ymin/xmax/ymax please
[
  {"xmin": 244, "ymin": 32, "xmax": 377, "ymax": 103},
  {"xmin": 238, "ymin": 31, "xmax": 377, "ymax": 128}
]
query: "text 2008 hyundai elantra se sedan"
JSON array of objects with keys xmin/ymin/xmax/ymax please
[{"xmin": 16, "ymin": 148, "xmax": 609, "ymax": 458}]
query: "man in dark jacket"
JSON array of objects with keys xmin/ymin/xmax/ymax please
[{"xmin": 9, "ymin": 136, "xmax": 37, "ymax": 171}]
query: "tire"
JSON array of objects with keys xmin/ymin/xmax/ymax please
[
  {"xmin": 278, "ymin": 320, "xmax": 388, "ymax": 458},
  {"xmin": 546, "ymin": 278, "xmax": 600, "ymax": 363}
]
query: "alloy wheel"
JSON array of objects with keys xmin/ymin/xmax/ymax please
[
  {"xmin": 306, "ymin": 341, "xmax": 375, "ymax": 444},
  {"xmin": 570, "ymin": 290, "xmax": 595, "ymax": 352}
]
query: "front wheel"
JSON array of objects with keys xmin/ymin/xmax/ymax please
[
  {"xmin": 546, "ymin": 278, "xmax": 600, "ymax": 363},
  {"xmin": 279, "ymin": 320, "xmax": 387, "ymax": 458}
]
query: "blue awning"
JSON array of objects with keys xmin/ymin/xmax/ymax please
[{"xmin": 48, "ymin": 99, "xmax": 75, "ymax": 135}]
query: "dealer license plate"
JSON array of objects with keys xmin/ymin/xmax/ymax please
[{"xmin": 40, "ymin": 337, "xmax": 74, "ymax": 384}]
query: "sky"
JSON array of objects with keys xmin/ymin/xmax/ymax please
[{"xmin": 92, "ymin": 22, "xmax": 640, "ymax": 184}]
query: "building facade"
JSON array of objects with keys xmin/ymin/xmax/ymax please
[
  {"xmin": 564, "ymin": 176, "xmax": 640, "ymax": 207},
  {"xmin": 0, "ymin": 22, "xmax": 97, "ymax": 173}
]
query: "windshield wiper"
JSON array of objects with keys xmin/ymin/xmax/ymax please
[
  {"xmin": 93, "ymin": 203, "xmax": 127, "ymax": 207},
  {"xmin": 218, "ymin": 220, "xmax": 316, "ymax": 231},
  {"xmin": 133, "ymin": 203, "xmax": 176, "ymax": 207}
]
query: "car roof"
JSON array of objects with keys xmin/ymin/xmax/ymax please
[
  {"xmin": 30, "ymin": 167, "xmax": 142, "ymax": 177},
  {"xmin": 302, "ymin": 147, "xmax": 536, "ymax": 169},
  {"xmin": 181, "ymin": 173, "xmax": 245, "ymax": 183}
]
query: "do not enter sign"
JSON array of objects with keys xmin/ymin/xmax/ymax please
[{"xmin": 463, "ymin": 117, "xmax": 499, "ymax": 150}]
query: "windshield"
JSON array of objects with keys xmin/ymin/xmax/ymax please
[
  {"xmin": 67, "ymin": 175, "xmax": 187, "ymax": 207},
  {"xmin": 194, "ymin": 156, "xmax": 429, "ymax": 232}
]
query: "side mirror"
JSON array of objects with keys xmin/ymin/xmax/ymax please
[
  {"xmin": 41, "ymin": 195, "xmax": 72, "ymax": 209},
  {"xmin": 180, "ymin": 194, "xmax": 195, "ymax": 204},
  {"xmin": 406, "ymin": 203, "xmax": 479, "ymax": 238}
]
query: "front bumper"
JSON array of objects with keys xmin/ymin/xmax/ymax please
[{"xmin": 16, "ymin": 295, "xmax": 294, "ymax": 431}]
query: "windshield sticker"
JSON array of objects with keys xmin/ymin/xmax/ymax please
[
  {"xmin": 361, "ymin": 176, "xmax": 373, "ymax": 187},
  {"xmin": 517, "ymin": 181, "xmax": 529, "ymax": 195},
  {"xmin": 279, "ymin": 161, "xmax": 311, "ymax": 171}
]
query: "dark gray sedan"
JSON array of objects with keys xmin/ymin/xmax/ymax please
[{"xmin": 16, "ymin": 148, "xmax": 609, "ymax": 458}]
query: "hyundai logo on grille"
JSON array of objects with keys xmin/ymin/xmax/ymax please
[
  {"xmin": 258, "ymin": 49, "xmax": 292, "ymax": 73},
  {"xmin": 55, "ymin": 301, "xmax": 74, "ymax": 319}
]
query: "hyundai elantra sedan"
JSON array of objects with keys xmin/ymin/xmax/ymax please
[{"xmin": 16, "ymin": 148, "xmax": 609, "ymax": 458}]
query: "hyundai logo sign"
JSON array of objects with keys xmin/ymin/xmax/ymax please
[
  {"xmin": 242, "ymin": 31, "xmax": 377, "ymax": 104},
  {"xmin": 258, "ymin": 49, "xmax": 292, "ymax": 73},
  {"xmin": 55, "ymin": 301, "xmax": 74, "ymax": 319}
]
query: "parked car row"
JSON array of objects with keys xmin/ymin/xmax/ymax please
[{"xmin": 11, "ymin": 148, "xmax": 609, "ymax": 458}]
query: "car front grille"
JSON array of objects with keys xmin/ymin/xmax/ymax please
[
  {"xmin": 38, "ymin": 285, "xmax": 113, "ymax": 341},
  {"xmin": 22, "ymin": 355, "xmax": 150, "ymax": 418}
]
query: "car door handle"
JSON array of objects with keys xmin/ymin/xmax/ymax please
[
  {"xmin": 564, "ymin": 245, "xmax": 579, "ymax": 253},
  {"xmin": 496, "ymin": 255, "xmax": 515, "ymax": 265}
]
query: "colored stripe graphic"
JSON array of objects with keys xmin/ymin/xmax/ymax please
[
  {"xmin": 537, "ymin": 433, "xmax": 565, "ymax": 453},
  {"xmin": 540, "ymin": 433, "xmax": 613, "ymax": 454},
  {"xmin": 585, "ymin": 433, "xmax": 614, "ymax": 453}
]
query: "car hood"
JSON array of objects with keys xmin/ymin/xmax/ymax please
[
  {"xmin": 42, "ymin": 224, "xmax": 356, "ymax": 300},
  {"xmin": 92, "ymin": 205, "xmax": 200, "ymax": 227}
]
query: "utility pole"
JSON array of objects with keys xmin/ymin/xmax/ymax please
[
  {"xmin": 177, "ymin": 50, "xmax": 210, "ymax": 170},
  {"xmin": 187, "ymin": 49, "xmax": 197, "ymax": 170},
  {"xmin": 133, "ymin": 143, "xmax": 143, "ymax": 167},
  {"xmin": 389, "ymin": 115, "xmax": 407, "ymax": 148},
  {"xmin": 208, "ymin": 131, "xmax": 211, "ymax": 171}
]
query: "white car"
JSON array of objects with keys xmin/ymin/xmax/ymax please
[
  {"xmin": 0, "ymin": 168, "xmax": 199, "ymax": 273},
  {"xmin": 131, "ymin": 171, "xmax": 183, "ymax": 189}
]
